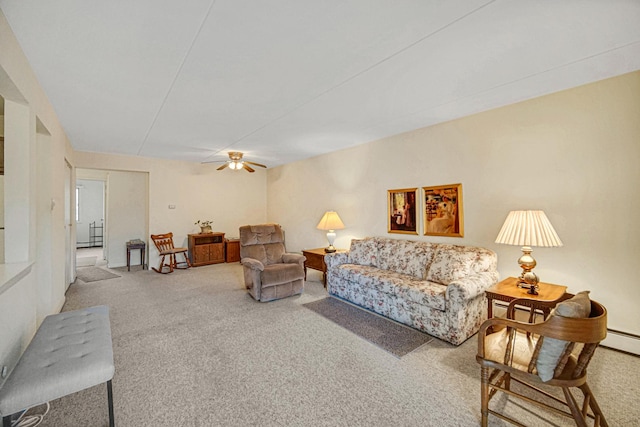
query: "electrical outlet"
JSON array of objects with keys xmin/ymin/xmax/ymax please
[{"xmin": 1, "ymin": 365, "xmax": 7, "ymax": 378}]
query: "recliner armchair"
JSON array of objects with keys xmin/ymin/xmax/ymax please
[{"xmin": 239, "ymin": 224, "xmax": 306, "ymax": 302}]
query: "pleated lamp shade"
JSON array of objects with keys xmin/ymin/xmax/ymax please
[{"xmin": 495, "ymin": 210, "xmax": 563, "ymax": 247}]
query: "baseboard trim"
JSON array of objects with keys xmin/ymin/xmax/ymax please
[{"xmin": 601, "ymin": 329, "xmax": 640, "ymax": 356}]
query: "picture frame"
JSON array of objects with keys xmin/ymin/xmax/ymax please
[
  {"xmin": 423, "ymin": 183, "xmax": 463, "ymax": 237},
  {"xmin": 387, "ymin": 188, "xmax": 418, "ymax": 235}
]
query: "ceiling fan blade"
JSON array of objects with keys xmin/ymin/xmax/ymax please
[
  {"xmin": 245, "ymin": 161, "xmax": 267, "ymax": 168},
  {"xmin": 243, "ymin": 163, "xmax": 255, "ymax": 173},
  {"xmin": 216, "ymin": 163, "xmax": 229, "ymax": 171}
]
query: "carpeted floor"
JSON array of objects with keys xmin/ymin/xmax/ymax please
[
  {"xmin": 26, "ymin": 264, "xmax": 640, "ymax": 426},
  {"xmin": 304, "ymin": 297, "xmax": 432, "ymax": 357},
  {"xmin": 76, "ymin": 256, "xmax": 97, "ymax": 267}
]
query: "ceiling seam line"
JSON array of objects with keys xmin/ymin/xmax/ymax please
[
  {"xmin": 361, "ymin": 39, "xmax": 640, "ymax": 134},
  {"xmin": 221, "ymin": 0, "xmax": 498, "ymax": 148},
  {"xmin": 135, "ymin": 0, "xmax": 219, "ymax": 156}
]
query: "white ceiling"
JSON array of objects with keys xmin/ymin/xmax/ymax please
[{"xmin": 1, "ymin": 1, "xmax": 639, "ymax": 168}]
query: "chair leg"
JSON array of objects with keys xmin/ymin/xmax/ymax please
[
  {"xmin": 152, "ymin": 254, "xmax": 173, "ymax": 274},
  {"xmin": 480, "ymin": 366, "xmax": 489, "ymax": 427},
  {"xmin": 562, "ymin": 387, "xmax": 588, "ymax": 427},
  {"xmin": 173, "ymin": 252, "xmax": 191, "ymax": 269},
  {"xmin": 579, "ymin": 383, "xmax": 608, "ymax": 427},
  {"xmin": 107, "ymin": 379, "xmax": 115, "ymax": 427}
]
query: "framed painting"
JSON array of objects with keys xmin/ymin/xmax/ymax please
[
  {"xmin": 423, "ymin": 183, "xmax": 463, "ymax": 237},
  {"xmin": 387, "ymin": 188, "xmax": 418, "ymax": 235}
]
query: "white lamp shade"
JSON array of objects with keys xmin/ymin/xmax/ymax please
[
  {"xmin": 316, "ymin": 211, "xmax": 345, "ymax": 231},
  {"xmin": 495, "ymin": 210, "xmax": 563, "ymax": 247}
]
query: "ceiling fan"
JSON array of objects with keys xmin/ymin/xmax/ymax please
[{"xmin": 208, "ymin": 151, "xmax": 267, "ymax": 173}]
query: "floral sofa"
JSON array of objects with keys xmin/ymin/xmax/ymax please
[{"xmin": 325, "ymin": 237, "xmax": 499, "ymax": 345}]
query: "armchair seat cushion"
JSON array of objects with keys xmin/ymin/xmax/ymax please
[
  {"xmin": 485, "ymin": 329, "xmax": 537, "ymax": 372},
  {"xmin": 261, "ymin": 263, "xmax": 305, "ymax": 287}
]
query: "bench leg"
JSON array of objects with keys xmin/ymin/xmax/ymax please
[{"xmin": 107, "ymin": 379, "xmax": 115, "ymax": 427}]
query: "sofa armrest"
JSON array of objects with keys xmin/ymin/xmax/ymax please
[
  {"xmin": 241, "ymin": 257, "xmax": 265, "ymax": 272},
  {"xmin": 446, "ymin": 271, "xmax": 500, "ymax": 301},
  {"xmin": 282, "ymin": 253, "xmax": 306, "ymax": 266},
  {"xmin": 324, "ymin": 251, "xmax": 349, "ymax": 268}
]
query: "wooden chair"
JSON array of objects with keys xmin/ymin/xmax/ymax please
[
  {"xmin": 476, "ymin": 294, "xmax": 608, "ymax": 427},
  {"xmin": 150, "ymin": 232, "xmax": 191, "ymax": 274}
]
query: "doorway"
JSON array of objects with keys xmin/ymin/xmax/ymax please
[{"xmin": 75, "ymin": 168, "xmax": 148, "ymax": 270}]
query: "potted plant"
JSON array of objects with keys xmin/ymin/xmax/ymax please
[{"xmin": 195, "ymin": 220, "xmax": 213, "ymax": 233}]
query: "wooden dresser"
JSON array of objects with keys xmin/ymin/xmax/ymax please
[{"xmin": 188, "ymin": 232, "xmax": 225, "ymax": 266}]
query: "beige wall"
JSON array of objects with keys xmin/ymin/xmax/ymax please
[
  {"xmin": 73, "ymin": 151, "xmax": 268, "ymax": 269},
  {"xmin": 0, "ymin": 11, "xmax": 72, "ymax": 372},
  {"xmin": 268, "ymin": 71, "xmax": 640, "ymax": 349}
]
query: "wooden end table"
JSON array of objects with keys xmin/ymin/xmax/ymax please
[
  {"xmin": 302, "ymin": 248, "xmax": 345, "ymax": 287},
  {"xmin": 126, "ymin": 240, "xmax": 146, "ymax": 271},
  {"xmin": 485, "ymin": 276, "xmax": 567, "ymax": 320}
]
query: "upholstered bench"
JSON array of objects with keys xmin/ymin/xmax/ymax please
[{"xmin": 0, "ymin": 306, "xmax": 115, "ymax": 427}]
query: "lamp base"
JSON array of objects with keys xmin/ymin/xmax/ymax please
[
  {"xmin": 324, "ymin": 246, "xmax": 336, "ymax": 253},
  {"xmin": 516, "ymin": 247, "xmax": 540, "ymax": 295},
  {"xmin": 517, "ymin": 281, "xmax": 539, "ymax": 295}
]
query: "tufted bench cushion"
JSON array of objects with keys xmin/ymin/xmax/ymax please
[{"xmin": 0, "ymin": 305, "xmax": 115, "ymax": 426}]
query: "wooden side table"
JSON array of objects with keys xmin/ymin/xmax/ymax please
[
  {"xmin": 225, "ymin": 238, "xmax": 240, "ymax": 263},
  {"xmin": 485, "ymin": 277, "xmax": 567, "ymax": 320},
  {"xmin": 126, "ymin": 240, "xmax": 146, "ymax": 271},
  {"xmin": 302, "ymin": 248, "xmax": 345, "ymax": 287}
]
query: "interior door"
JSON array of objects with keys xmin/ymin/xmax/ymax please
[{"xmin": 64, "ymin": 160, "xmax": 74, "ymax": 288}]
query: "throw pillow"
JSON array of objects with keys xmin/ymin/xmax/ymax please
[
  {"xmin": 536, "ymin": 291, "xmax": 591, "ymax": 382},
  {"xmin": 348, "ymin": 238, "xmax": 377, "ymax": 266}
]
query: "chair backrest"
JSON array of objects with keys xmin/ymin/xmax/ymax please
[
  {"xmin": 151, "ymin": 233, "xmax": 176, "ymax": 253},
  {"xmin": 239, "ymin": 224, "xmax": 285, "ymax": 265},
  {"xmin": 480, "ymin": 297, "xmax": 607, "ymax": 382},
  {"xmin": 533, "ymin": 299, "xmax": 607, "ymax": 380}
]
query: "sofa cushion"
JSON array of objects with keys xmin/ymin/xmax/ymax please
[
  {"xmin": 332, "ymin": 264, "xmax": 446, "ymax": 311},
  {"xmin": 376, "ymin": 238, "xmax": 435, "ymax": 279},
  {"xmin": 426, "ymin": 244, "xmax": 495, "ymax": 285},
  {"xmin": 348, "ymin": 238, "xmax": 378, "ymax": 266},
  {"xmin": 333, "ymin": 264, "xmax": 398, "ymax": 295},
  {"xmin": 385, "ymin": 278, "xmax": 447, "ymax": 311}
]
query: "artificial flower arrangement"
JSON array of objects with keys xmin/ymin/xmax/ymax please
[{"xmin": 195, "ymin": 220, "xmax": 213, "ymax": 232}]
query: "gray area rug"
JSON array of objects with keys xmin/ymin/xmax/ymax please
[
  {"xmin": 76, "ymin": 266, "xmax": 120, "ymax": 283},
  {"xmin": 304, "ymin": 297, "xmax": 433, "ymax": 357}
]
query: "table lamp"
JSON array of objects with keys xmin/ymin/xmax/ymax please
[
  {"xmin": 495, "ymin": 210, "xmax": 563, "ymax": 294},
  {"xmin": 316, "ymin": 211, "xmax": 345, "ymax": 253}
]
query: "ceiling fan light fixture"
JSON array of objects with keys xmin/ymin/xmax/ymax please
[{"xmin": 207, "ymin": 152, "xmax": 266, "ymax": 172}]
